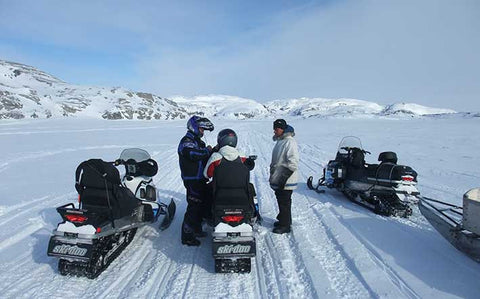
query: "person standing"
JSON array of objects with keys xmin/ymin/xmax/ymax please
[
  {"xmin": 269, "ymin": 119, "xmax": 299, "ymax": 234},
  {"xmin": 178, "ymin": 115, "xmax": 214, "ymax": 246}
]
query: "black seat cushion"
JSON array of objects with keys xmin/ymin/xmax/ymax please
[{"xmin": 378, "ymin": 152, "xmax": 398, "ymax": 164}]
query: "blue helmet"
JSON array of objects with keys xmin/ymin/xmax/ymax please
[{"xmin": 187, "ymin": 115, "xmax": 214, "ymax": 136}]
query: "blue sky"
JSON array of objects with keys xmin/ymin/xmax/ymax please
[{"xmin": 1, "ymin": 0, "xmax": 479, "ymax": 111}]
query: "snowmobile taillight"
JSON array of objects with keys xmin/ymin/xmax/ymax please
[
  {"xmin": 65, "ymin": 214, "xmax": 88, "ymax": 223},
  {"xmin": 401, "ymin": 175, "xmax": 414, "ymax": 182},
  {"xmin": 96, "ymin": 227, "xmax": 102, "ymax": 233},
  {"xmin": 222, "ymin": 215, "xmax": 244, "ymax": 223}
]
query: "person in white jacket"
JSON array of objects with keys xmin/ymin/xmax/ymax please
[{"xmin": 270, "ymin": 119, "xmax": 299, "ymax": 234}]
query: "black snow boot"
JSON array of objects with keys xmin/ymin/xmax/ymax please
[
  {"xmin": 182, "ymin": 224, "xmax": 201, "ymax": 246},
  {"xmin": 182, "ymin": 232, "xmax": 201, "ymax": 246},
  {"xmin": 195, "ymin": 229, "xmax": 207, "ymax": 238},
  {"xmin": 272, "ymin": 225, "xmax": 291, "ymax": 234}
]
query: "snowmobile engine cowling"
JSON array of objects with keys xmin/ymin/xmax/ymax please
[{"xmin": 463, "ymin": 188, "xmax": 480, "ymax": 235}]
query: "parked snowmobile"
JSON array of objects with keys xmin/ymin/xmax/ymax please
[
  {"xmin": 419, "ymin": 188, "xmax": 480, "ymax": 262},
  {"xmin": 211, "ymin": 155, "xmax": 257, "ymax": 273},
  {"xmin": 307, "ymin": 136, "xmax": 419, "ymax": 217},
  {"xmin": 47, "ymin": 149, "xmax": 175, "ymax": 278}
]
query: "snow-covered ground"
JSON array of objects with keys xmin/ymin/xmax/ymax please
[{"xmin": 1, "ymin": 117, "xmax": 479, "ymax": 298}]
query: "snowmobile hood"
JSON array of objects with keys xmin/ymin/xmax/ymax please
[{"xmin": 273, "ymin": 125, "xmax": 295, "ymax": 141}]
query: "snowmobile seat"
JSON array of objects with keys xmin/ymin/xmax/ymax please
[
  {"xmin": 75, "ymin": 159, "xmax": 141, "ymax": 219},
  {"xmin": 212, "ymin": 157, "xmax": 254, "ymax": 225},
  {"xmin": 378, "ymin": 152, "xmax": 398, "ymax": 164}
]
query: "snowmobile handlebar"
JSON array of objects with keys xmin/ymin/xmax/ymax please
[
  {"xmin": 114, "ymin": 159, "xmax": 124, "ymax": 166},
  {"xmin": 340, "ymin": 147, "xmax": 371, "ymax": 155}
]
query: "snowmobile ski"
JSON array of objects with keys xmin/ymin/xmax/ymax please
[
  {"xmin": 158, "ymin": 198, "xmax": 176, "ymax": 231},
  {"xmin": 306, "ymin": 176, "xmax": 326, "ymax": 193}
]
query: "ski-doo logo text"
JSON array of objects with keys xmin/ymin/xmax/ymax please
[
  {"xmin": 52, "ymin": 244, "xmax": 88, "ymax": 256},
  {"xmin": 217, "ymin": 244, "xmax": 251, "ymax": 254}
]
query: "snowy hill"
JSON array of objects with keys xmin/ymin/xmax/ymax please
[
  {"xmin": 0, "ymin": 60, "xmax": 459, "ymax": 120},
  {"xmin": 0, "ymin": 60, "xmax": 188, "ymax": 120},
  {"xmin": 170, "ymin": 95, "xmax": 270, "ymax": 119}
]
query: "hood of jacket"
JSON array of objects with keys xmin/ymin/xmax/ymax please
[
  {"xmin": 218, "ymin": 145, "xmax": 242, "ymax": 161},
  {"xmin": 273, "ymin": 125, "xmax": 295, "ymax": 141}
]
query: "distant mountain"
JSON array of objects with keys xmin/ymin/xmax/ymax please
[
  {"xmin": 171, "ymin": 95, "xmax": 270, "ymax": 119},
  {"xmin": 0, "ymin": 60, "xmax": 188, "ymax": 120},
  {"xmin": 0, "ymin": 60, "xmax": 460, "ymax": 120}
]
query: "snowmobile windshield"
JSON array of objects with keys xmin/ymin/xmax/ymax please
[
  {"xmin": 119, "ymin": 148, "xmax": 151, "ymax": 162},
  {"xmin": 337, "ymin": 136, "xmax": 363, "ymax": 154}
]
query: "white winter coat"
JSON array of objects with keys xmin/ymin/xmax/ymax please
[{"xmin": 269, "ymin": 130, "xmax": 299, "ymax": 190}]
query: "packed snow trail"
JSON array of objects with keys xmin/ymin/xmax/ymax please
[{"xmin": 0, "ymin": 118, "xmax": 480, "ymax": 298}]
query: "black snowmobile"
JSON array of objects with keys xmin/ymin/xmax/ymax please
[
  {"xmin": 419, "ymin": 188, "xmax": 480, "ymax": 262},
  {"xmin": 307, "ymin": 136, "xmax": 419, "ymax": 217},
  {"xmin": 211, "ymin": 156, "xmax": 258, "ymax": 273},
  {"xmin": 47, "ymin": 149, "xmax": 175, "ymax": 278}
]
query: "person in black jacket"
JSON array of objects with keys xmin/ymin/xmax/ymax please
[{"xmin": 178, "ymin": 115, "xmax": 215, "ymax": 246}]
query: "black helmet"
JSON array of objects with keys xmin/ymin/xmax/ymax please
[{"xmin": 217, "ymin": 128, "xmax": 237, "ymax": 148}]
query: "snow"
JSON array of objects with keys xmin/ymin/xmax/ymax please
[{"xmin": 1, "ymin": 117, "xmax": 480, "ymax": 298}]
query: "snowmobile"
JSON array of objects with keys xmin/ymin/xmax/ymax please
[
  {"xmin": 211, "ymin": 155, "xmax": 257, "ymax": 273},
  {"xmin": 47, "ymin": 149, "xmax": 175, "ymax": 278},
  {"xmin": 307, "ymin": 136, "xmax": 419, "ymax": 217},
  {"xmin": 419, "ymin": 188, "xmax": 480, "ymax": 262}
]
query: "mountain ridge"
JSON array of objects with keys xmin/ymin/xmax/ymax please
[{"xmin": 0, "ymin": 59, "xmax": 461, "ymax": 120}]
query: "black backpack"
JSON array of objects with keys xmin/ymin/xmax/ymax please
[{"xmin": 75, "ymin": 159, "xmax": 140, "ymax": 219}]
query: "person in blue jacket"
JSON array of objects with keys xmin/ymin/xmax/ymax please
[{"xmin": 178, "ymin": 115, "xmax": 215, "ymax": 246}]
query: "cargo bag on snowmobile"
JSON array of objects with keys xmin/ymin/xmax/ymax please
[
  {"xmin": 366, "ymin": 152, "xmax": 417, "ymax": 188},
  {"xmin": 75, "ymin": 159, "xmax": 142, "ymax": 220}
]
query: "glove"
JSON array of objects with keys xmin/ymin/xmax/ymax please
[
  {"xmin": 244, "ymin": 157, "xmax": 255, "ymax": 170},
  {"xmin": 276, "ymin": 166, "xmax": 294, "ymax": 190}
]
